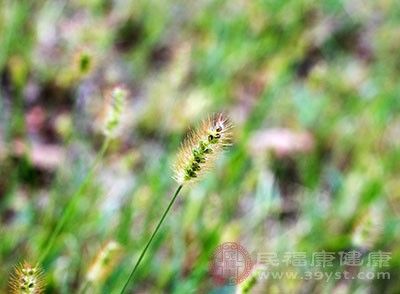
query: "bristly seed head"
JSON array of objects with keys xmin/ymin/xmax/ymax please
[
  {"xmin": 103, "ymin": 86, "xmax": 127, "ymax": 138},
  {"xmin": 9, "ymin": 262, "xmax": 45, "ymax": 294},
  {"xmin": 173, "ymin": 113, "xmax": 233, "ymax": 184},
  {"xmin": 86, "ymin": 240, "xmax": 123, "ymax": 284}
]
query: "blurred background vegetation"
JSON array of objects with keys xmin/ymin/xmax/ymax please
[{"xmin": 1, "ymin": 0, "xmax": 400, "ymax": 293}]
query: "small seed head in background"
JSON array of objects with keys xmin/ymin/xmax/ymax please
[
  {"xmin": 9, "ymin": 262, "xmax": 45, "ymax": 294},
  {"xmin": 86, "ymin": 240, "xmax": 123, "ymax": 284},
  {"xmin": 103, "ymin": 86, "xmax": 128, "ymax": 138},
  {"xmin": 352, "ymin": 207, "xmax": 383, "ymax": 250},
  {"xmin": 174, "ymin": 113, "xmax": 233, "ymax": 184}
]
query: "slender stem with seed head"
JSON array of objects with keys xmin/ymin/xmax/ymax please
[
  {"xmin": 38, "ymin": 138, "xmax": 111, "ymax": 264},
  {"xmin": 120, "ymin": 185, "xmax": 183, "ymax": 293}
]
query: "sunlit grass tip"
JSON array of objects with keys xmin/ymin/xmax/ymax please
[
  {"xmin": 103, "ymin": 85, "xmax": 128, "ymax": 138},
  {"xmin": 173, "ymin": 113, "xmax": 233, "ymax": 184},
  {"xmin": 86, "ymin": 240, "xmax": 123, "ymax": 284},
  {"xmin": 121, "ymin": 113, "xmax": 232, "ymax": 293},
  {"xmin": 9, "ymin": 261, "xmax": 45, "ymax": 294}
]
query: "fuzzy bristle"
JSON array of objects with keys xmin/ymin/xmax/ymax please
[
  {"xmin": 86, "ymin": 240, "xmax": 123, "ymax": 284},
  {"xmin": 173, "ymin": 113, "xmax": 233, "ymax": 184},
  {"xmin": 103, "ymin": 86, "xmax": 127, "ymax": 138},
  {"xmin": 9, "ymin": 262, "xmax": 45, "ymax": 294}
]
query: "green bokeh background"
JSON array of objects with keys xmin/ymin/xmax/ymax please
[{"xmin": 0, "ymin": 0, "xmax": 400, "ymax": 293}]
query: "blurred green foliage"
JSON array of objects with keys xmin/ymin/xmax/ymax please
[{"xmin": 0, "ymin": 0, "xmax": 400, "ymax": 293}]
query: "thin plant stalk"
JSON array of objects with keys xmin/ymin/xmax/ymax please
[
  {"xmin": 120, "ymin": 113, "xmax": 232, "ymax": 293},
  {"xmin": 120, "ymin": 185, "xmax": 183, "ymax": 293},
  {"xmin": 78, "ymin": 280, "xmax": 90, "ymax": 294},
  {"xmin": 39, "ymin": 138, "xmax": 111, "ymax": 263}
]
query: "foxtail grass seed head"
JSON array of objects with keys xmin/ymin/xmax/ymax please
[
  {"xmin": 9, "ymin": 262, "xmax": 45, "ymax": 294},
  {"xmin": 174, "ymin": 113, "xmax": 233, "ymax": 184},
  {"xmin": 86, "ymin": 240, "xmax": 123, "ymax": 284},
  {"xmin": 75, "ymin": 50, "xmax": 92, "ymax": 76},
  {"xmin": 103, "ymin": 86, "xmax": 127, "ymax": 138}
]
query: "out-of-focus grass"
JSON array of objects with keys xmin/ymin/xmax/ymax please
[{"xmin": 1, "ymin": 0, "xmax": 400, "ymax": 293}]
